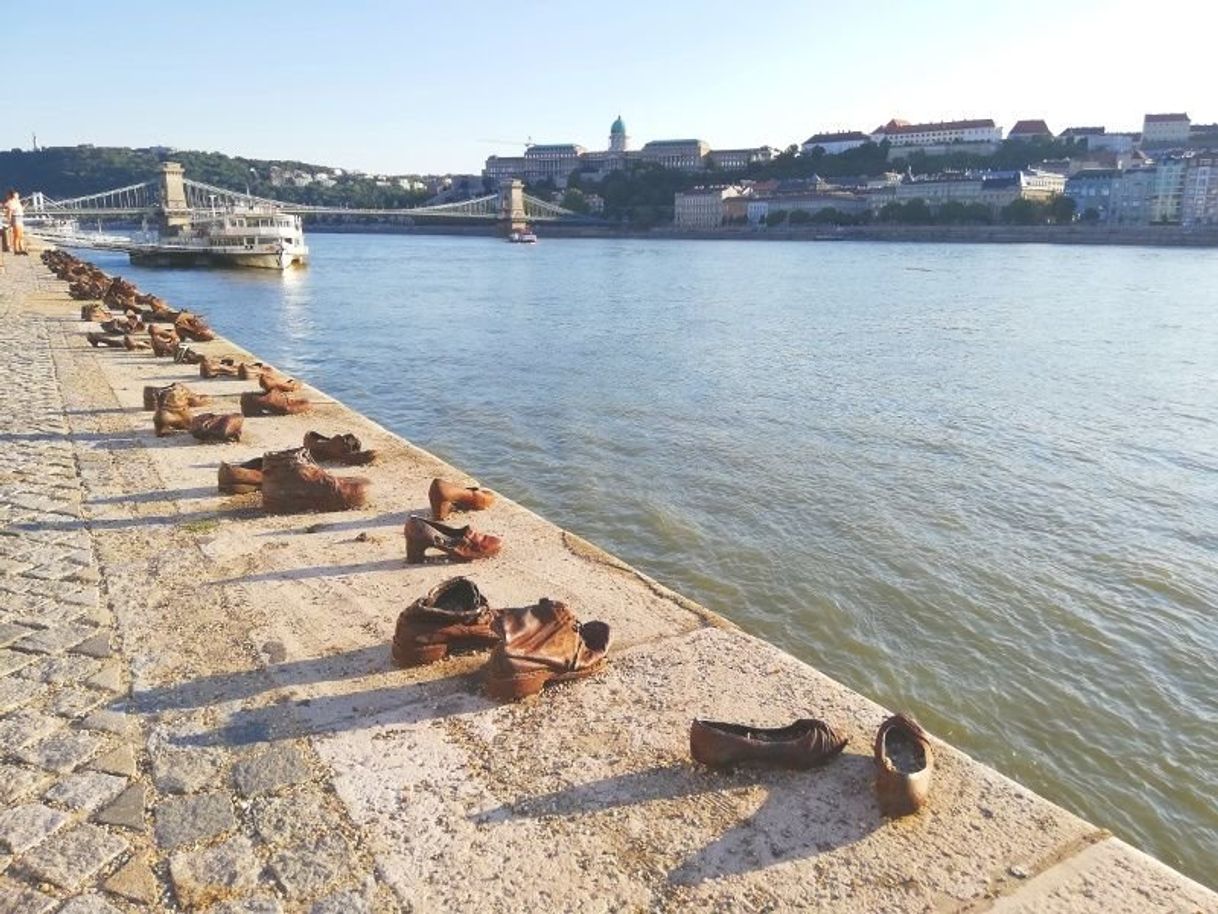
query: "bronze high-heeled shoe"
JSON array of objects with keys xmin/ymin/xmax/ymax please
[
  {"xmin": 429, "ymin": 478, "xmax": 496, "ymax": 520},
  {"xmin": 403, "ymin": 516, "xmax": 501, "ymax": 564}
]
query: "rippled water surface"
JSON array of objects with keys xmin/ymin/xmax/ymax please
[{"xmin": 89, "ymin": 234, "xmax": 1218, "ymax": 886}]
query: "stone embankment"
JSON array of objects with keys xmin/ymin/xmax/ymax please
[{"xmin": 0, "ymin": 247, "xmax": 1215, "ymax": 913}]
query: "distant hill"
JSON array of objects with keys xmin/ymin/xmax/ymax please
[{"xmin": 0, "ymin": 145, "xmax": 479, "ymax": 208}]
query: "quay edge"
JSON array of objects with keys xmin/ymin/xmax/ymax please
[{"xmin": 0, "ymin": 246, "xmax": 1215, "ymax": 912}]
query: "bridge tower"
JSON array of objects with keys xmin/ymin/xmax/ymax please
[
  {"xmin": 158, "ymin": 161, "xmax": 192, "ymax": 233},
  {"xmin": 499, "ymin": 179, "xmax": 529, "ymax": 234}
]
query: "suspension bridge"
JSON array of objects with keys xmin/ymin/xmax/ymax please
[{"xmin": 23, "ymin": 162, "xmax": 579, "ymax": 231}]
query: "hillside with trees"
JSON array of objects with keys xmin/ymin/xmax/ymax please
[{"xmin": 0, "ymin": 145, "xmax": 438, "ymax": 209}]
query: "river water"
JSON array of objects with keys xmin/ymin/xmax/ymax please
[{"xmin": 87, "ymin": 234, "xmax": 1218, "ymax": 887}]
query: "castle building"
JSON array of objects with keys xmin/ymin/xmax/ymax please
[{"xmin": 609, "ymin": 115, "xmax": 629, "ymax": 153}]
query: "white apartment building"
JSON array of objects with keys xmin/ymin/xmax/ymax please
[
  {"xmin": 872, "ymin": 118, "xmax": 1003, "ymax": 148},
  {"xmin": 673, "ymin": 186, "xmax": 740, "ymax": 229}
]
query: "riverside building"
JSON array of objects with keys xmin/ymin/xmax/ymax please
[{"xmin": 673, "ymin": 186, "xmax": 742, "ymax": 229}]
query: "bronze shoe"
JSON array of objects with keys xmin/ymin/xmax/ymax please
[
  {"xmin": 304, "ymin": 431, "xmax": 376, "ymax": 466},
  {"xmin": 175, "ymin": 312, "xmax": 216, "ymax": 342},
  {"xmin": 874, "ymin": 713, "xmax": 934, "ymax": 816},
  {"xmin": 174, "ymin": 344, "xmax": 204, "ymax": 364},
  {"xmin": 237, "ymin": 361, "xmax": 269, "ymax": 381},
  {"xmin": 149, "ymin": 326, "xmax": 180, "ymax": 357},
  {"xmin": 200, "ymin": 357, "xmax": 241, "ymax": 379},
  {"xmin": 153, "ymin": 404, "xmax": 192, "ymax": 437},
  {"xmin": 261, "ymin": 447, "xmax": 369, "ymax": 513},
  {"xmin": 429, "ymin": 478, "xmax": 496, "ymax": 520},
  {"xmin": 86, "ymin": 331, "xmax": 125, "ymax": 348},
  {"xmin": 123, "ymin": 334, "xmax": 151, "ymax": 351},
  {"xmin": 144, "ymin": 383, "xmax": 209, "ymax": 411},
  {"xmin": 241, "ymin": 390, "xmax": 311, "ymax": 417},
  {"xmin": 483, "ymin": 598, "xmax": 609, "ymax": 701},
  {"xmin": 259, "ymin": 372, "xmax": 301, "ymax": 394},
  {"xmin": 218, "ymin": 457, "xmax": 264, "ymax": 494},
  {"xmin": 391, "ymin": 577, "xmax": 498, "ymax": 666},
  {"xmin": 690, "ymin": 718, "xmax": 848, "ymax": 769},
  {"xmin": 190, "ymin": 413, "xmax": 243, "ymax": 443},
  {"xmin": 403, "ymin": 516, "xmax": 501, "ymax": 564}
]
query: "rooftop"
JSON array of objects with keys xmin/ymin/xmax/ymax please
[
  {"xmin": 879, "ymin": 119, "xmax": 996, "ymax": 134},
  {"xmin": 804, "ymin": 131, "xmax": 870, "ymax": 144},
  {"xmin": 1144, "ymin": 113, "xmax": 1189, "ymax": 122},
  {"xmin": 1009, "ymin": 119, "xmax": 1052, "ymax": 135}
]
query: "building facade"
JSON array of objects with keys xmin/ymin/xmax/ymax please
[
  {"xmin": 1141, "ymin": 113, "xmax": 1191, "ymax": 148},
  {"xmin": 1182, "ymin": 153, "xmax": 1218, "ymax": 226},
  {"xmin": 1148, "ymin": 155, "xmax": 1189, "ymax": 222},
  {"xmin": 521, "ymin": 144, "xmax": 586, "ymax": 184},
  {"xmin": 1109, "ymin": 167, "xmax": 1155, "ymax": 224},
  {"xmin": 708, "ymin": 147, "xmax": 774, "ymax": 170},
  {"xmin": 872, "ymin": 118, "xmax": 1003, "ymax": 148},
  {"xmin": 639, "ymin": 139, "xmax": 710, "ymax": 171},
  {"xmin": 1065, "ymin": 169, "xmax": 1121, "ymax": 220},
  {"xmin": 673, "ymin": 186, "xmax": 740, "ymax": 229}
]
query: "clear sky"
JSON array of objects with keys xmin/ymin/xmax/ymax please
[{"xmin": 4, "ymin": 0, "xmax": 1213, "ymax": 175}]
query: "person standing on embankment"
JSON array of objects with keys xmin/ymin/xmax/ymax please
[{"xmin": 4, "ymin": 189, "xmax": 28, "ymax": 255}]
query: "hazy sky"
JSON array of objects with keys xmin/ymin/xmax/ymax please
[{"xmin": 4, "ymin": 0, "xmax": 1213, "ymax": 175}]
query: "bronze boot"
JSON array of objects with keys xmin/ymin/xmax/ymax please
[
  {"xmin": 392, "ymin": 577, "xmax": 499, "ymax": 666},
  {"xmin": 483, "ymin": 599, "xmax": 610, "ymax": 701},
  {"xmin": 261, "ymin": 447, "xmax": 370, "ymax": 513}
]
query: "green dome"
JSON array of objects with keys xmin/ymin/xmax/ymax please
[{"xmin": 610, "ymin": 115, "xmax": 626, "ymax": 135}]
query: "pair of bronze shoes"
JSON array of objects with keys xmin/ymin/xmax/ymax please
[
  {"xmin": 391, "ymin": 578, "xmax": 611, "ymax": 701},
  {"xmin": 689, "ymin": 712, "xmax": 933, "ymax": 816},
  {"xmin": 241, "ymin": 389, "xmax": 311, "ymax": 416},
  {"xmin": 261, "ymin": 447, "xmax": 369, "ymax": 513},
  {"xmin": 217, "ymin": 433, "xmax": 377, "ymax": 496},
  {"xmin": 401, "ymin": 478, "xmax": 500, "ymax": 563}
]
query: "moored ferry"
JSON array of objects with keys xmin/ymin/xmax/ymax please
[{"xmin": 128, "ymin": 209, "xmax": 309, "ymax": 270}]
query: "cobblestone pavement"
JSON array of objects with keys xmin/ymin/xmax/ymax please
[{"xmin": 0, "ymin": 255, "xmax": 392, "ymax": 913}]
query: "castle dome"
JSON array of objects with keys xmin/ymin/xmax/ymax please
[{"xmin": 611, "ymin": 115, "xmax": 626, "ymax": 135}]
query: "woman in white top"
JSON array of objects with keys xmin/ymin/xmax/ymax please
[{"xmin": 4, "ymin": 190, "xmax": 27, "ymax": 255}]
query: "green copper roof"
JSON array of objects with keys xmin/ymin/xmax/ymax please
[{"xmin": 611, "ymin": 115, "xmax": 626, "ymax": 135}]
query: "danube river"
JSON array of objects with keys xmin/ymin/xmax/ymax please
[{"xmin": 90, "ymin": 233, "xmax": 1218, "ymax": 887}]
